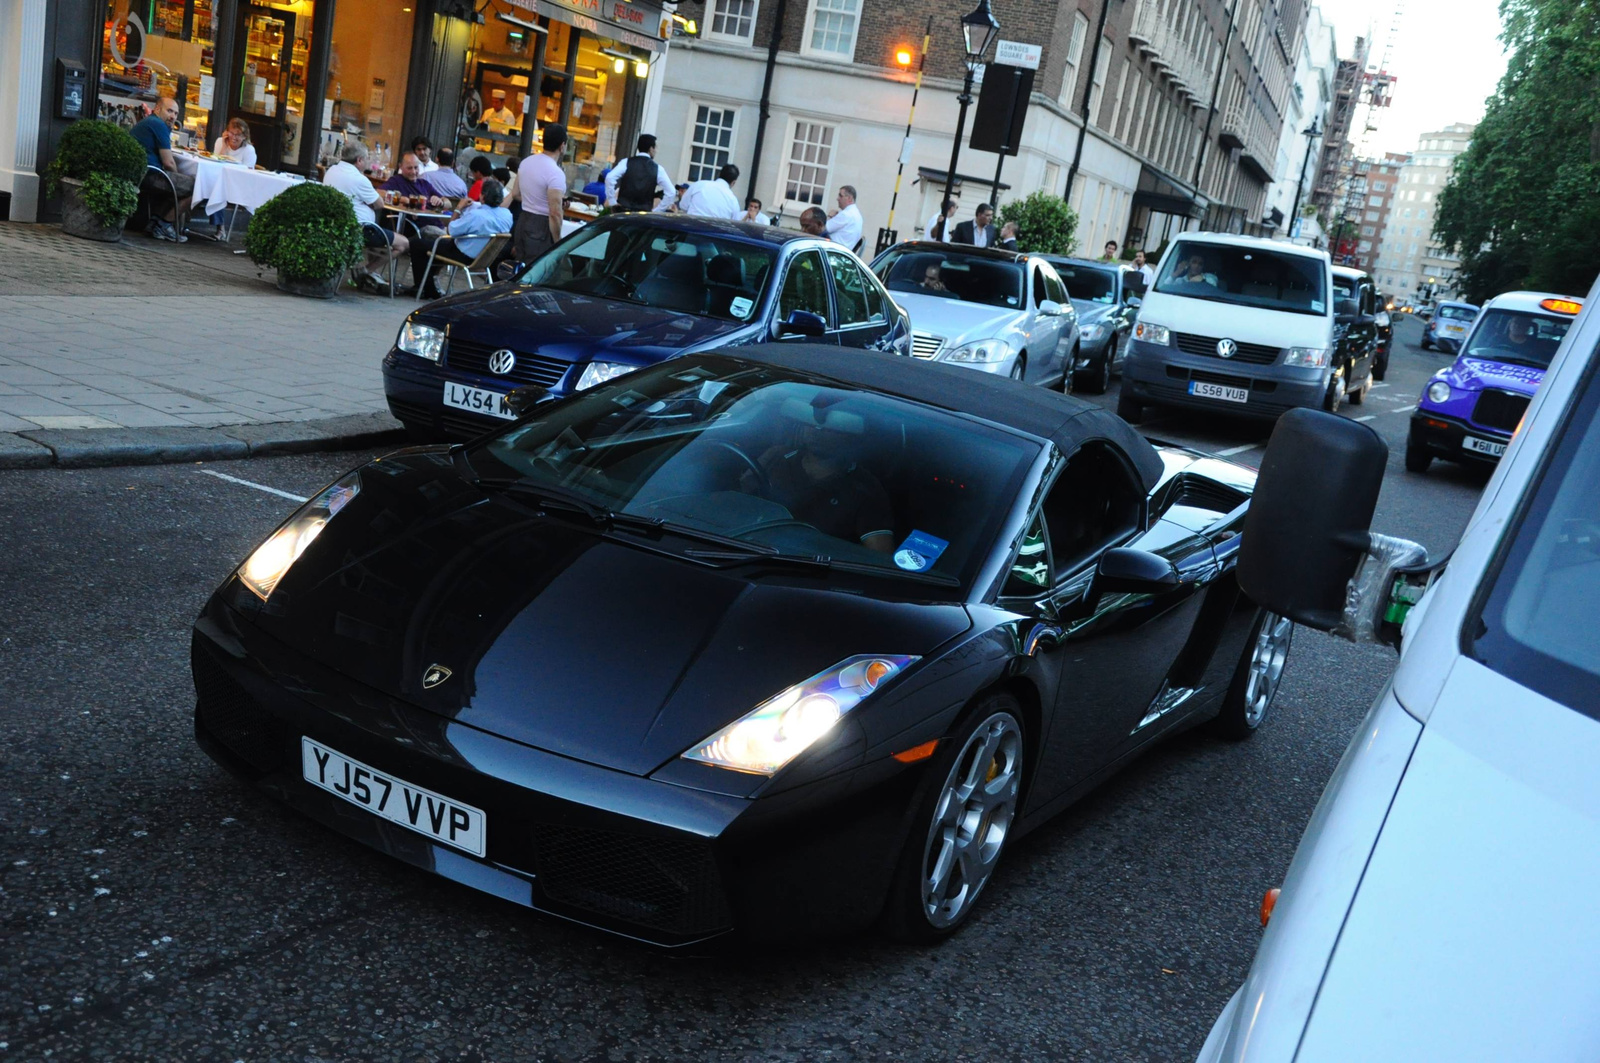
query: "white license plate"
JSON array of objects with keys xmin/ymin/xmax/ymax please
[
  {"xmin": 301, "ymin": 737, "xmax": 487, "ymax": 857},
  {"xmin": 1189, "ymin": 380, "xmax": 1249, "ymax": 403},
  {"xmin": 442, "ymin": 381, "xmax": 516, "ymax": 420},
  {"xmin": 1462, "ymin": 435, "xmax": 1506, "ymax": 457}
]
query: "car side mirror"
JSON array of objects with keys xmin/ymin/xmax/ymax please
[
  {"xmin": 1094, "ymin": 547, "xmax": 1179, "ymax": 595},
  {"xmin": 1038, "ymin": 299, "xmax": 1063, "ymax": 317},
  {"xmin": 504, "ymin": 385, "xmax": 549, "ymax": 417},
  {"xmin": 1238, "ymin": 409, "xmax": 1389, "ymax": 632},
  {"xmin": 1121, "ymin": 270, "xmax": 1147, "ymax": 296},
  {"xmin": 779, "ymin": 309, "xmax": 827, "ymax": 338},
  {"xmin": 1125, "ymin": 295, "xmax": 1142, "ymax": 309},
  {"xmin": 1335, "ymin": 298, "xmax": 1361, "ymax": 321}
]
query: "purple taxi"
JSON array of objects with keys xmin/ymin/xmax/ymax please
[{"xmin": 1406, "ymin": 290, "xmax": 1584, "ymax": 473}]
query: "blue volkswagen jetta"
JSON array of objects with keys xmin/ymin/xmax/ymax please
[{"xmin": 383, "ymin": 213, "xmax": 912, "ymax": 439}]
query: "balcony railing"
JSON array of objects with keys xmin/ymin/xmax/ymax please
[
  {"xmin": 1222, "ymin": 101, "xmax": 1279, "ymax": 180},
  {"xmin": 1130, "ymin": 2, "xmax": 1214, "ymax": 105}
]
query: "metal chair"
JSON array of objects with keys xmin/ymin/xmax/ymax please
[
  {"xmin": 347, "ymin": 222, "xmax": 399, "ymax": 298},
  {"xmin": 139, "ymin": 165, "xmax": 192, "ymax": 240},
  {"xmin": 420, "ymin": 231, "xmax": 513, "ymax": 299}
]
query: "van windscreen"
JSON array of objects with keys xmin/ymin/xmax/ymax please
[{"xmin": 1153, "ymin": 242, "xmax": 1328, "ymax": 317}]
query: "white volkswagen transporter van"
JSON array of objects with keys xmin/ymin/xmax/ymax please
[
  {"xmin": 1199, "ymin": 271, "xmax": 1600, "ymax": 1061},
  {"xmin": 1118, "ymin": 233, "xmax": 1344, "ymax": 422}
]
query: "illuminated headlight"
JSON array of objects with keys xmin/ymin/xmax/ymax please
[
  {"xmin": 684, "ymin": 655, "xmax": 919, "ymax": 775},
  {"xmin": 946, "ymin": 339, "xmax": 1015, "ymax": 364},
  {"xmin": 397, "ymin": 320, "xmax": 444, "ymax": 362},
  {"xmin": 1133, "ymin": 321, "xmax": 1170, "ymax": 345},
  {"xmin": 1426, "ymin": 380, "xmax": 1452, "ymax": 404},
  {"xmin": 575, "ymin": 360, "xmax": 636, "ymax": 390},
  {"xmin": 1285, "ymin": 346, "xmax": 1330, "ymax": 368},
  {"xmin": 237, "ymin": 473, "xmax": 361, "ymax": 600}
]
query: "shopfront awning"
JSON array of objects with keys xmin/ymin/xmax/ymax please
[
  {"xmin": 1132, "ymin": 164, "xmax": 1204, "ymax": 219},
  {"xmin": 508, "ymin": 0, "xmax": 669, "ymax": 54}
]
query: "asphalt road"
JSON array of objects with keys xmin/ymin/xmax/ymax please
[{"xmin": 0, "ymin": 314, "xmax": 1485, "ymax": 1062}]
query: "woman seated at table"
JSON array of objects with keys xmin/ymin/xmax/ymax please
[
  {"xmin": 408, "ymin": 177, "xmax": 513, "ymax": 300},
  {"xmin": 213, "ymin": 118, "xmax": 257, "ymax": 167}
]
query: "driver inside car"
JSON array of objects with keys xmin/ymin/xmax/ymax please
[{"xmin": 745, "ymin": 402, "xmax": 896, "ymax": 553}]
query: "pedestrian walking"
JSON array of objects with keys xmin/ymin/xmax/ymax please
[
  {"xmin": 605, "ymin": 134, "xmax": 677, "ymax": 212},
  {"xmin": 924, "ymin": 198, "xmax": 957, "ymax": 241},
  {"xmin": 825, "ymin": 185, "xmax": 863, "ymax": 252},
  {"xmin": 513, "ymin": 122, "xmax": 567, "ymax": 264},
  {"xmin": 679, "ymin": 164, "xmax": 741, "ymax": 219},
  {"xmin": 950, "ymin": 203, "xmax": 997, "ymax": 247}
]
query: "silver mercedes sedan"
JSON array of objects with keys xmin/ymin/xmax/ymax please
[{"xmin": 870, "ymin": 242, "xmax": 1079, "ymax": 389}]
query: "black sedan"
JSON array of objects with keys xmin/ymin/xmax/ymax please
[
  {"xmin": 1043, "ymin": 255, "xmax": 1144, "ymax": 393},
  {"xmin": 193, "ymin": 344, "xmax": 1289, "ymax": 945},
  {"xmin": 383, "ymin": 214, "xmax": 911, "ymax": 440}
]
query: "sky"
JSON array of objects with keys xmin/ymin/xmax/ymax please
[{"xmin": 1322, "ymin": 0, "xmax": 1509, "ymax": 158}]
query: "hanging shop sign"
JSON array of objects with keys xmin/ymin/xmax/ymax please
[{"xmin": 508, "ymin": 0, "xmax": 668, "ymax": 53}]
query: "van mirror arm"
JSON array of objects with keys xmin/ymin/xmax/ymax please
[{"xmin": 1330, "ymin": 533, "xmax": 1447, "ymax": 650}]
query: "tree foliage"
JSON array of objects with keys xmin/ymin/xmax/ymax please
[
  {"xmin": 1436, "ymin": 0, "xmax": 1600, "ymax": 303},
  {"xmin": 997, "ymin": 192, "xmax": 1079, "ymax": 256}
]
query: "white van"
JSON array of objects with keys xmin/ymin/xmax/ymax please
[
  {"xmin": 1197, "ymin": 271, "xmax": 1600, "ymax": 1061},
  {"xmin": 1118, "ymin": 233, "xmax": 1344, "ymax": 422}
]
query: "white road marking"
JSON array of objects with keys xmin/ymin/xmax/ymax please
[
  {"xmin": 1393, "ymin": 404, "xmax": 1417, "ymax": 414},
  {"xmin": 1370, "ymin": 382, "xmax": 1389, "ymax": 389},
  {"xmin": 1214, "ymin": 442, "xmax": 1259, "ymax": 456},
  {"xmin": 197, "ymin": 469, "xmax": 309, "ymax": 503},
  {"xmin": 1355, "ymin": 415, "xmax": 1376, "ymax": 422}
]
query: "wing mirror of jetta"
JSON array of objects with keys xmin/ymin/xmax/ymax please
[
  {"xmin": 1238, "ymin": 408, "xmax": 1441, "ymax": 649},
  {"xmin": 779, "ymin": 309, "xmax": 828, "ymax": 338}
]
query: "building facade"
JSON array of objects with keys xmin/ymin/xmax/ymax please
[
  {"xmin": 1261, "ymin": 2, "xmax": 1334, "ymax": 239},
  {"xmin": 1309, "ymin": 34, "xmax": 1362, "ymax": 222},
  {"xmin": 1343, "ymin": 150, "xmax": 1403, "ymax": 274},
  {"xmin": 1372, "ymin": 123, "xmax": 1474, "ymax": 301},
  {"xmin": 654, "ymin": 0, "xmax": 1309, "ymax": 256}
]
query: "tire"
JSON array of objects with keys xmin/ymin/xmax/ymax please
[
  {"xmin": 1348, "ymin": 375, "xmax": 1366, "ymax": 405},
  {"xmin": 1323, "ymin": 373, "xmax": 1343, "ymax": 414},
  {"xmin": 1009, "ymin": 353, "xmax": 1026, "ymax": 382},
  {"xmin": 1080, "ymin": 347, "xmax": 1110, "ymax": 394},
  {"xmin": 1405, "ymin": 438, "xmax": 1433, "ymax": 473},
  {"xmin": 1373, "ymin": 352, "xmax": 1388, "ymax": 381},
  {"xmin": 1116, "ymin": 393, "xmax": 1145, "ymax": 424},
  {"xmin": 885, "ymin": 695, "xmax": 1027, "ymax": 941},
  {"xmin": 1211, "ymin": 610, "xmax": 1294, "ymax": 740},
  {"xmin": 1420, "ymin": 337, "xmax": 1432, "ymax": 351}
]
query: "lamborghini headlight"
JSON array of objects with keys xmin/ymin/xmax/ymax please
[
  {"xmin": 684, "ymin": 655, "xmax": 919, "ymax": 775},
  {"xmin": 238, "ymin": 473, "xmax": 361, "ymax": 600}
]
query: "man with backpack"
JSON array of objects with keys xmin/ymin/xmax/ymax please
[{"xmin": 604, "ymin": 134, "xmax": 677, "ymax": 212}]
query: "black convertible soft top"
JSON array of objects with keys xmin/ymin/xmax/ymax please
[{"xmin": 715, "ymin": 343, "xmax": 1166, "ymax": 492}]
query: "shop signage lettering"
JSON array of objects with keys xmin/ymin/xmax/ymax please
[
  {"xmin": 613, "ymin": 3, "xmax": 645, "ymax": 25},
  {"xmin": 509, "ymin": 0, "xmax": 665, "ymax": 49}
]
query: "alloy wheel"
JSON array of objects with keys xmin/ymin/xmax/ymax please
[
  {"xmin": 920, "ymin": 713, "xmax": 1023, "ymax": 929},
  {"xmin": 1242, "ymin": 612, "xmax": 1293, "ymax": 727}
]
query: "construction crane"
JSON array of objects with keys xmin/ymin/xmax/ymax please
[{"xmin": 1354, "ymin": 0, "xmax": 1404, "ymax": 156}]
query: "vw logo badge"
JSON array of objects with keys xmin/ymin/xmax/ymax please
[
  {"xmin": 488, "ymin": 349, "xmax": 517, "ymax": 375},
  {"xmin": 1216, "ymin": 338, "xmax": 1238, "ymax": 359}
]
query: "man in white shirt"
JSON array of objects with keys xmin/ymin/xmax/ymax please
[
  {"xmin": 605, "ymin": 134, "xmax": 677, "ymax": 212},
  {"xmin": 483, "ymin": 89, "xmax": 518, "ymax": 127},
  {"xmin": 513, "ymin": 122, "xmax": 568, "ymax": 262},
  {"xmin": 924, "ymin": 198, "xmax": 956, "ymax": 241},
  {"xmin": 825, "ymin": 185, "xmax": 863, "ymax": 252},
  {"xmin": 677, "ymin": 163, "xmax": 742, "ymax": 219},
  {"xmin": 410, "ymin": 136, "xmax": 439, "ymax": 174},
  {"xmin": 323, "ymin": 142, "xmax": 407, "ymax": 293},
  {"xmin": 1131, "ymin": 249, "xmax": 1155, "ymax": 288},
  {"xmin": 741, "ymin": 197, "xmax": 771, "ymax": 226}
]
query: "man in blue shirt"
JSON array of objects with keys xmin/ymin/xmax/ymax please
[
  {"xmin": 407, "ymin": 177, "xmax": 514, "ymax": 299},
  {"xmin": 129, "ymin": 96, "xmax": 194, "ymax": 242}
]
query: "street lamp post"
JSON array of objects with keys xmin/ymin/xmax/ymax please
[
  {"xmin": 939, "ymin": 0, "xmax": 1000, "ymax": 221},
  {"xmin": 1288, "ymin": 117, "xmax": 1321, "ymax": 241}
]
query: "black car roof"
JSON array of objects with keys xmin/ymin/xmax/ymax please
[
  {"xmin": 712, "ymin": 343, "xmax": 1166, "ymax": 491},
  {"xmin": 595, "ymin": 211, "xmax": 813, "ymax": 248}
]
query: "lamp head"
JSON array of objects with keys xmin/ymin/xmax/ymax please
[{"xmin": 960, "ymin": 0, "xmax": 1000, "ymax": 60}]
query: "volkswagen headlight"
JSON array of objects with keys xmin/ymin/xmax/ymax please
[
  {"xmin": 238, "ymin": 473, "xmax": 361, "ymax": 600},
  {"xmin": 1426, "ymin": 380, "xmax": 1452, "ymax": 404},
  {"xmin": 1285, "ymin": 346, "xmax": 1330, "ymax": 368},
  {"xmin": 576, "ymin": 360, "xmax": 636, "ymax": 390},
  {"xmin": 946, "ymin": 339, "xmax": 1015, "ymax": 364},
  {"xmin": 684, "ymin": 655, "xmax": 919, "ymax": 775},
  {"xmin": 397, "ymin": 320, "xmax": 444, "ymax": 362},
  {"xmin": 1133, "ymin": 321, "xmax": 1171, "ymax": 345}
]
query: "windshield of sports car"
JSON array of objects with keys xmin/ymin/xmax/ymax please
[
  {"xmin": 470, "ymin": 357, "xmax": 1040, "ymax": 593},
  {"xmin": 1462, "ymin": 310, "xmax": 1572, "ymax": 368},
  {"xmin": 874, "ymin": 248, "xmax": 1025, "ymax": 309},
  {"xmin": 1153, "ymin": 241, "xmax": 1328, "ymax": 316},
  {"xmin": 517, "ymin": 223, "xmax": 775, "ymax": 322},
  {"xmin": 1055, "ymin": 263, "xmax": 1117, "ymax": 304}
]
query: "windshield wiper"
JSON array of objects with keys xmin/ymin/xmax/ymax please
[{"xmin": 473, "ymin": 477, "xmax": 667, "ymax": 537}]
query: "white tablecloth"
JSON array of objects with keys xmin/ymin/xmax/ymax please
[{"xmin": 174, "ymin": 154, "xmax": 301, "ymax": 216}]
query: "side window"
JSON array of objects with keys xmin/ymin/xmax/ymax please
[
  {"xmin": 826, "ymin": 251, "xmax": 875, "ymax": 326},
  {"xmin": 778, "ymin": 251, "xmax": 832, "ymax": 324},
  {"xmin": 1042, "ymin": 264, "xmax": 1068, "ymax": 306},
  {"xmin": 1004, "ymin": 510, "xmax": 1052, "ymax": 596},
  {"xmin": 1032, "ymin": 266, "xmax": 1049, "ymax": 308},
  {"xmin": 1041, "ymin": 442, "xmax": 1143, "ymax": 574}
]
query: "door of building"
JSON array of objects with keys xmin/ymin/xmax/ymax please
[{"xmin": 230, "ymin": 5, "xmax": 300, "ymax": 169}]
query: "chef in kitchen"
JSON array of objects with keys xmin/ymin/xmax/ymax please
[{"xmin": 484, "ymin": 89, "xmax": 519, "ymax": 128}]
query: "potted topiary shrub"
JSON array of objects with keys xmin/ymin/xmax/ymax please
[
  {"xmin": 46, "ymin": 120, "xmax": 147, "ymax": 242},
  {"xmin": 244, "ymin": 181, "xmax": 365, "ymax": 298}
]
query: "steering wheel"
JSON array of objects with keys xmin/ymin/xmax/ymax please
[{"xmin": 706, "ymin": 441, "xmax": 771, "ymax": 497}]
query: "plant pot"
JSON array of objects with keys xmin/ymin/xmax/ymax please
[
  {"xmin": 59, "ymin": 176, "xmax": 127, "ymax": 242},
  {"xmin": 275, "ymin": 272, "xmax": 342, "ymax": 299}
]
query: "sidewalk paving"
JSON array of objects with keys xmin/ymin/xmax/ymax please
[{"xmin": 0, "ymin": 220, "xmax": 414, "ymax": 468}]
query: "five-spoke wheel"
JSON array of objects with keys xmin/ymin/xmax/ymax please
[{"xmin": 1213, "ymin": 609, "xmax": 1294, "ymax": 739}]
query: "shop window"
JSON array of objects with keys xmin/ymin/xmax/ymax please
[
  {"xmin": 325, "ymin": 0, "xmax": 417, "ymax": 170},
  {"xmin": 98, "ymin": 0, "xmax": 220, "ymax": 146},
  {"xmin": 804, "ymin": 0, "xmax": 859, "ymax": 60},
  {"xmin": 707, "ymin": 0, "xmax": 760, "ymax": 42},
  {"xmin": 687, "ymin": 106, "xmax": 736, "ymax": 182},
  {"xmin": 783, "ymin": 121, "xmax": 834, "ymax": 208}
]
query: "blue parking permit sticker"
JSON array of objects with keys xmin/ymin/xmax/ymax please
[{"xmin": 895, "ymin": 530, "xmax": 950, "ymax": 572}]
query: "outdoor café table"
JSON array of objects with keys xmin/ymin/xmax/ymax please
[
  {"xmin": 172, "ymin": 152, "xmax": 300, "ymax": 220},
  {"xmin": 383, "ymin": 203, "xmax": 454, "ymax": 241}
]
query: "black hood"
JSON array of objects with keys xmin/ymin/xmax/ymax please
[{"xmin": 240, "ymin": 450, "xmax": 970, "ymax": 776}]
